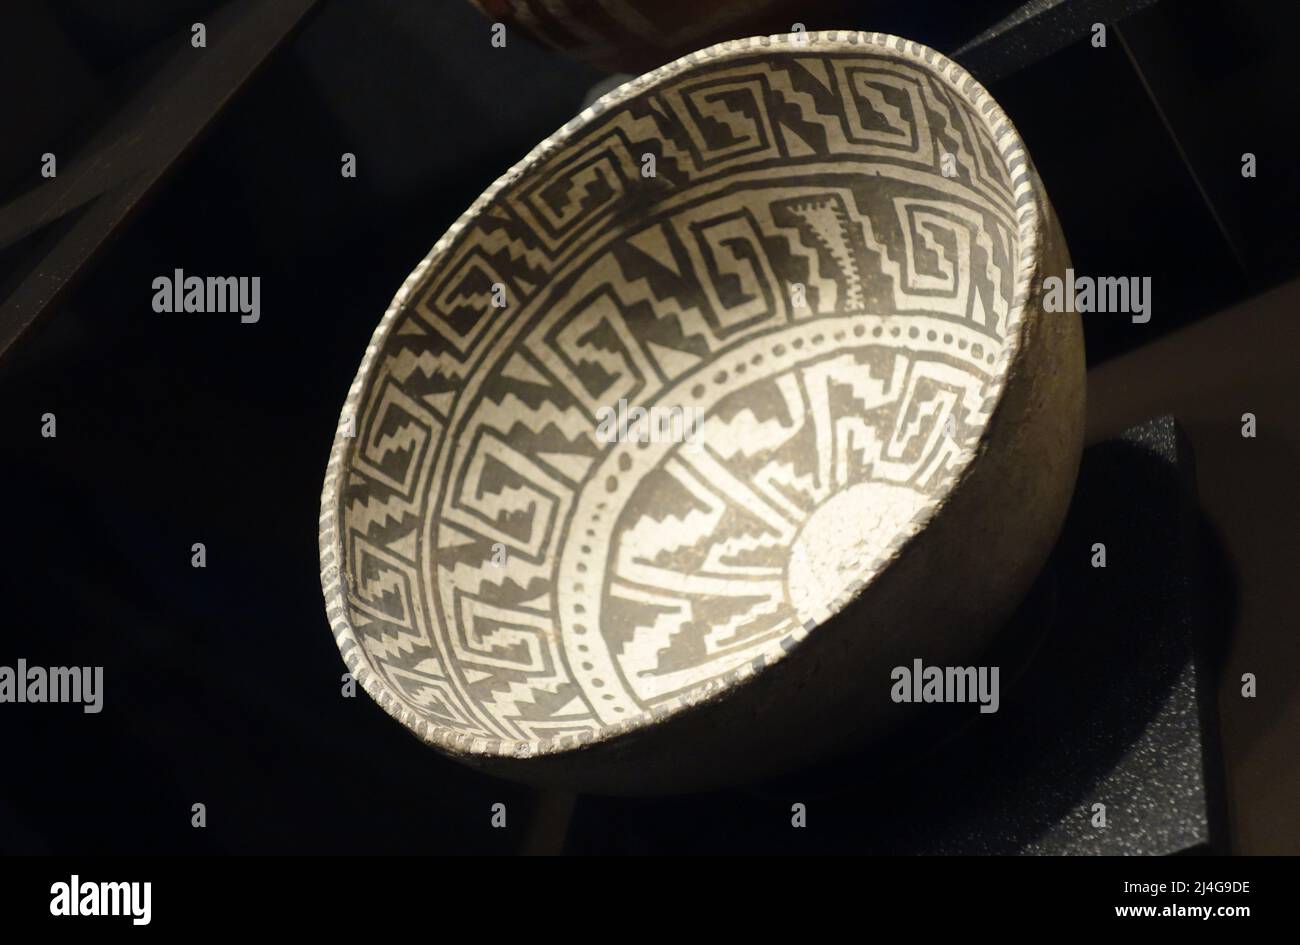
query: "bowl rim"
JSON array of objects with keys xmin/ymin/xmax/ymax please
[{"xmin": 318, "ymin": 29, "xmax": 1043, "ymax": 762}]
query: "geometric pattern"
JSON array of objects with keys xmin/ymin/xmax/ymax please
[{"xmin": 320, "ymin": 32, "xmax": 1042, "ymax": 760}]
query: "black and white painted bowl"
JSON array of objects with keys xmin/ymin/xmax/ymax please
[{"xmin": 320, "ymin": 31, "xmax": 1084, "ymax": 793}]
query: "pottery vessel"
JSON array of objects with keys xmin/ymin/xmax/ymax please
[{"xmin": 320, "ymin": 31, "xmax": 1085, "ymax": 794}]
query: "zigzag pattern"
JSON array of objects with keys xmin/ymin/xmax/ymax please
[{"xmin": 330, "ymin": 40, "xmax": 1029, "ymax": 746}]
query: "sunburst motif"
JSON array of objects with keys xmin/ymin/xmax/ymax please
[{"xmin": 601, "ymin": 329, "xmax": 989, "ymax": 704}]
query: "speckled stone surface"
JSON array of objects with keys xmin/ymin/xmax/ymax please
[{"xmin": 565, "ymin": 416, "xmax": 1224, "ymax": 854}]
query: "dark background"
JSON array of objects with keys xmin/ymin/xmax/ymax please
[{"xmin": 0, "ymin": 0, "xmax": 1297, "ymax": 854}]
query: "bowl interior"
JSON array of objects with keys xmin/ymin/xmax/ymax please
[{"xmin": 324, "ymin": 33, "xmax": 1031, "ymax": 757}]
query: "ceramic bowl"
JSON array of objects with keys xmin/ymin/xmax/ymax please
[{"xmin": 320, "ymin": 31, "xmax": 1084, "ymax": 793}]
